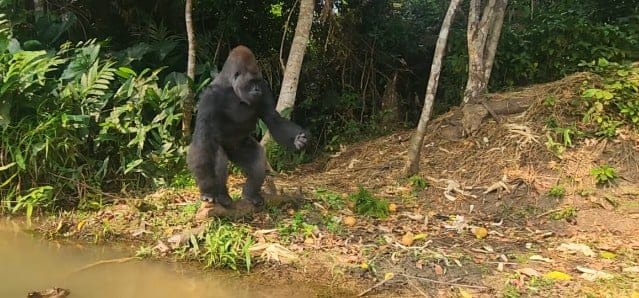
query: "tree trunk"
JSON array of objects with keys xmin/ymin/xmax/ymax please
[
  {"xmin": 404, "ymin": 0, "xmax": 463, "ymax": 177},
  {"xmin": 483, "ymin": 0, "xmax": 507, "ymax": 83},
  {"xmin": 33, "ymin": 0, "xmax": 44, "ymax": 14},
  {"xmin": 461, "ymin": 0, "xmax": 508, "ymax": 135},
  {"xmin": 380, "ymin": 71, "xmax": 400, "ymax": 126},
  {"xmin": 462, "ymin": 0, "xmax": 496, "ymax": 104},
  {"xmin": 261, "ymin": 0, "xmax": 314, "ymax": 147},
  {"xmin": 182, "ymin": 0, "xmax": 196, "ymax": 140}
]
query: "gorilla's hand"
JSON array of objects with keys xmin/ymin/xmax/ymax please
[{"xmin": 293, "ymin": 132, "xmax": 308, "ymax": 150}]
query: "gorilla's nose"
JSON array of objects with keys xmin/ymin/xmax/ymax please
[{"xmin": 249, "ymin": 90, "xmax": 262, "ymax": 97}]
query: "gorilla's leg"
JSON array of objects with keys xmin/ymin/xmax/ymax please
[
  {"xmin": 187, "ymin": 141, "xmax": 233, "ymax": 207},
  {"xmin": 227, "ymin": 138, "xmax": 266, "ymax": 207}
]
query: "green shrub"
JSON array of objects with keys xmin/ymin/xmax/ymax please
[
  {"xmin": 349, "ymin": 186, "xmax": 389, "ymax": 218},
  {"xmin": 0, "ymin": 25, "xmax": 188, "ymax": 211},
  {"xmin": 315, "ymin": 188, "xmax": 345, "ymax": 210},
  {"xmin": 590, "ymin": 164, "xmax": 618, "ymax": 185},
  {"xmin": 547, "ymin": 185, "xmax": 566, "ymax": 198},
  {"xmin": 581, "ymin": 59, "xmax": 639, "ymax": 137}
]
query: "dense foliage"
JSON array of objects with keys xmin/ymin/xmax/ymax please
[{"xmin": 0, "ymin": 0, "xmax": 637, "ymax": 210}]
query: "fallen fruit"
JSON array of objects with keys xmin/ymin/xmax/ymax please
[
  {"xmin": 344, "ymin": 216, "xmax": 357, "ymax": 226},
  {"xmin": 401, "ymin": 232, "xmax": 414, "ymax": 246},
  {"xmin": 473, "ymin": 227, "xmax": 488, "ymax": 239}
]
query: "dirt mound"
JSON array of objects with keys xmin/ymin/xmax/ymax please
[{"xmin": 286, "ymin": 72, "xmax": 638, "ymax": 205}]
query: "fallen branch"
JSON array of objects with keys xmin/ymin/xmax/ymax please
[
  {"xmin": 535, "ymin": 208, "xmax": 563, "ymax": 219},
  {"xmin": 357, "ymin": 276, "xmax": 394, "ymax": 297},
  {"xmin": 403, "ymin": 274, "xmax": 489, "ymax": 290},
  {"xmin": 74, "ymin": 256, "xmax": 138, "ymax": 273}
]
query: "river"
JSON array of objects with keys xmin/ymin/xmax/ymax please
[{"xmin": 0, "ymin": 218, "xmax": 316, "ymax": 298}]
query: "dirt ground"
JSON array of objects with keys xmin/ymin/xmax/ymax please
[{"xmin": 30, "ymin": 73, "xmax": 639, "ymax": 297}]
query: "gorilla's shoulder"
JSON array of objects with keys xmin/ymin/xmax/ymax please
[{"xmin": 199, "ymin": 84, "xmax": 230, "ymax": 101}]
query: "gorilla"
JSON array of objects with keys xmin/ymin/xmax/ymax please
[{"xmin": 187, "ymin": 45, "xmax": 307, "ymax": 210}]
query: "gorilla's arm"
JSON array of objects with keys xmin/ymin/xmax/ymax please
[
  {"xmin": 193, "ymin": 86, "xmax": 224, "ymax": 138},
  {"xmin": 258, "ymin": 82, "xmax": 308, "ymax": 150}
]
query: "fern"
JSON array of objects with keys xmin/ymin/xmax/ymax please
[
  {"xmin": 0, "ymin": 14, "xmax": 10, "ymax": 37},
  {"xmin": 1, "ymin": 50, "xmax": 65, "ymax": 98},
  {"xmin": 79, "ymin": 60, "xmax": 116, "ymax": 117}
]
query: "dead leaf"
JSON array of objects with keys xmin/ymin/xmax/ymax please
[
  {"xmin": 249, "ymin": 243, "xmax": 298, "ymax": 264},
  {"xmin": 76, "ymin": 220, "xmax": 87, "ymax": 231},
  {"xmin": 599, "ymin": 251, "xmax": 617, "ymax": 259},
  {"xmin": 458, "ymin": 288, "xmax": 473, "ymax": 298},
  {"xmin": 622, "ymin": 266, "xmax": 639, "ymax": 273},
  {"xmin": 576, "ymin": 266, "xmax": 613, "ymax": 281},
  {"xmin": 529, "ymin": 255, "xmax": 553, "ymax": 263},
  {"xmin": 153, "ymin": 241, "xmax": 170, "ymax": 254},
  {"xmin": 401, "ymin": 212, "xmax": 424, "ymax": 221},
  {"xmin": 517, "ymin": 268, "xmax": 541, "ymax": 277},
  {"xmin": 556, "ymin": 243, "xmax": 596, "ymax": 257},
  {"xmin": 434, "ymin": 264, "xmax": 444, "ymax": 275},
  {"xmin": 388, "ymin": 203, "xmax": 398, "ymax": 212},
  {"xmin": 384, "ymin": 272, "xmax": 395, "ymax": 280},
  {"xmin": 413, "ymin": 233, "xmax": 428, "ymax": 241}
]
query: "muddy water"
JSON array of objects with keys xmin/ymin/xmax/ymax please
[{"xmin": 0, "ymin": 219, "xmax": 313, "ymax": 298}]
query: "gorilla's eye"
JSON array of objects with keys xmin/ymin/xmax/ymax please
[{"xmin": 233, "ymin": 72, "xmax": 240, "ymax": 79}]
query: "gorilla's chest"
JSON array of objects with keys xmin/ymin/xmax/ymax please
[{"xmin": 219, "ymin": 99, "xmax": 258, "ymax": 134}]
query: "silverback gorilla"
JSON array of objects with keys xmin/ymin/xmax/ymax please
[{"xmin": 188, "ymin": 45, "xmax": 307, "ymax": 210}]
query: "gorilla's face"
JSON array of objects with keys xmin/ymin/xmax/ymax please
[
  {"xmin": 220, "ymin": 46, "xmax": 264, "ymax": 106},
  {"xmin": 232, "ymin": 68, "xmax": 263, "ymax": 106}
]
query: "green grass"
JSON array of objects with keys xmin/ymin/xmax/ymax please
[
  {"xmin": 200, "ymin": 220, "xmax": 255, "ymax": 271},
  {"xmin": 590, "ymin": 164, "xmax": 618, "ymax": 185},
  {"xmin": 349, "ymin": 186, "xmax": 389, "ymax": 218},
  {"xmin": 547, "ymin": 185, "xmax": 566, "ymax": 198}
]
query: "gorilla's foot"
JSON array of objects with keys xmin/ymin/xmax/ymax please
[
  {"xmin": 195, "ymin": 200, "xmax": 256, "ymax": 221},
  {"xmin": 201, "ymin": 194, "xmax": 233, "ymax": 208},
  {"xmin": 243, "ymin": 192, "xmax": 265, "ymax": 208}
]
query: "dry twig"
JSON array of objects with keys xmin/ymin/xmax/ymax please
[
  {"xmin": 403, "ymin": 274, "xmax": 489, "ymax": 290},
  {"xmin": 74, "ymin": 256, "xmax": 138, "ymax": 273}
]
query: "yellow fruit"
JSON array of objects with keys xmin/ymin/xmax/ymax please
[
  {"xmin": 344, "ymin": 216, "xmax": 357, "ymax": 226},
  {"xmin": 473, "ymin": 227, "xmax": 488, "ymax": 239},
  {"xmin": 544, "ymin": 271, "xmax": 572, "ymax": 281},
  {"xmin": 388, "ymin": 203, "xmax": 398, "ymax": 212},
  {"xmin": 401, "ymin": 232, "xmax": 414, "ymax": 246}
]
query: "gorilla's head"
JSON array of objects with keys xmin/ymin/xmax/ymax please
[{"xmin": 221, "ymin": 45, "xmax": 264, "ymax": 105}]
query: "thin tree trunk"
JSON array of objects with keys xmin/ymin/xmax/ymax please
[
  {"xmin": 483, "ymin": 0, "xmax": 507, "ymax": 83},
  {"xmin": 462, "ymin": 0, "xmax": 497, "ymax": 104},
  {"xmin": 461, "ymin": 0, "xmax": 508, "ymax": 135},
  {"xmin": 462, "ymin": 0, "xmax": 507, "ymax": 103},
  {"xmin": 183, "ymin": 0, "xmax": 196, "ymax": 140},
  {"xmin": 33, "ymin": 0, "xmax": 44, "ymax": 14},
  {"xmin": 404, "ymin": 0, "xmax": 463, "ymax": 177},
  {"xmin": 261, "ymin": 0, "xmax": 314, "ymax": 147}
]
